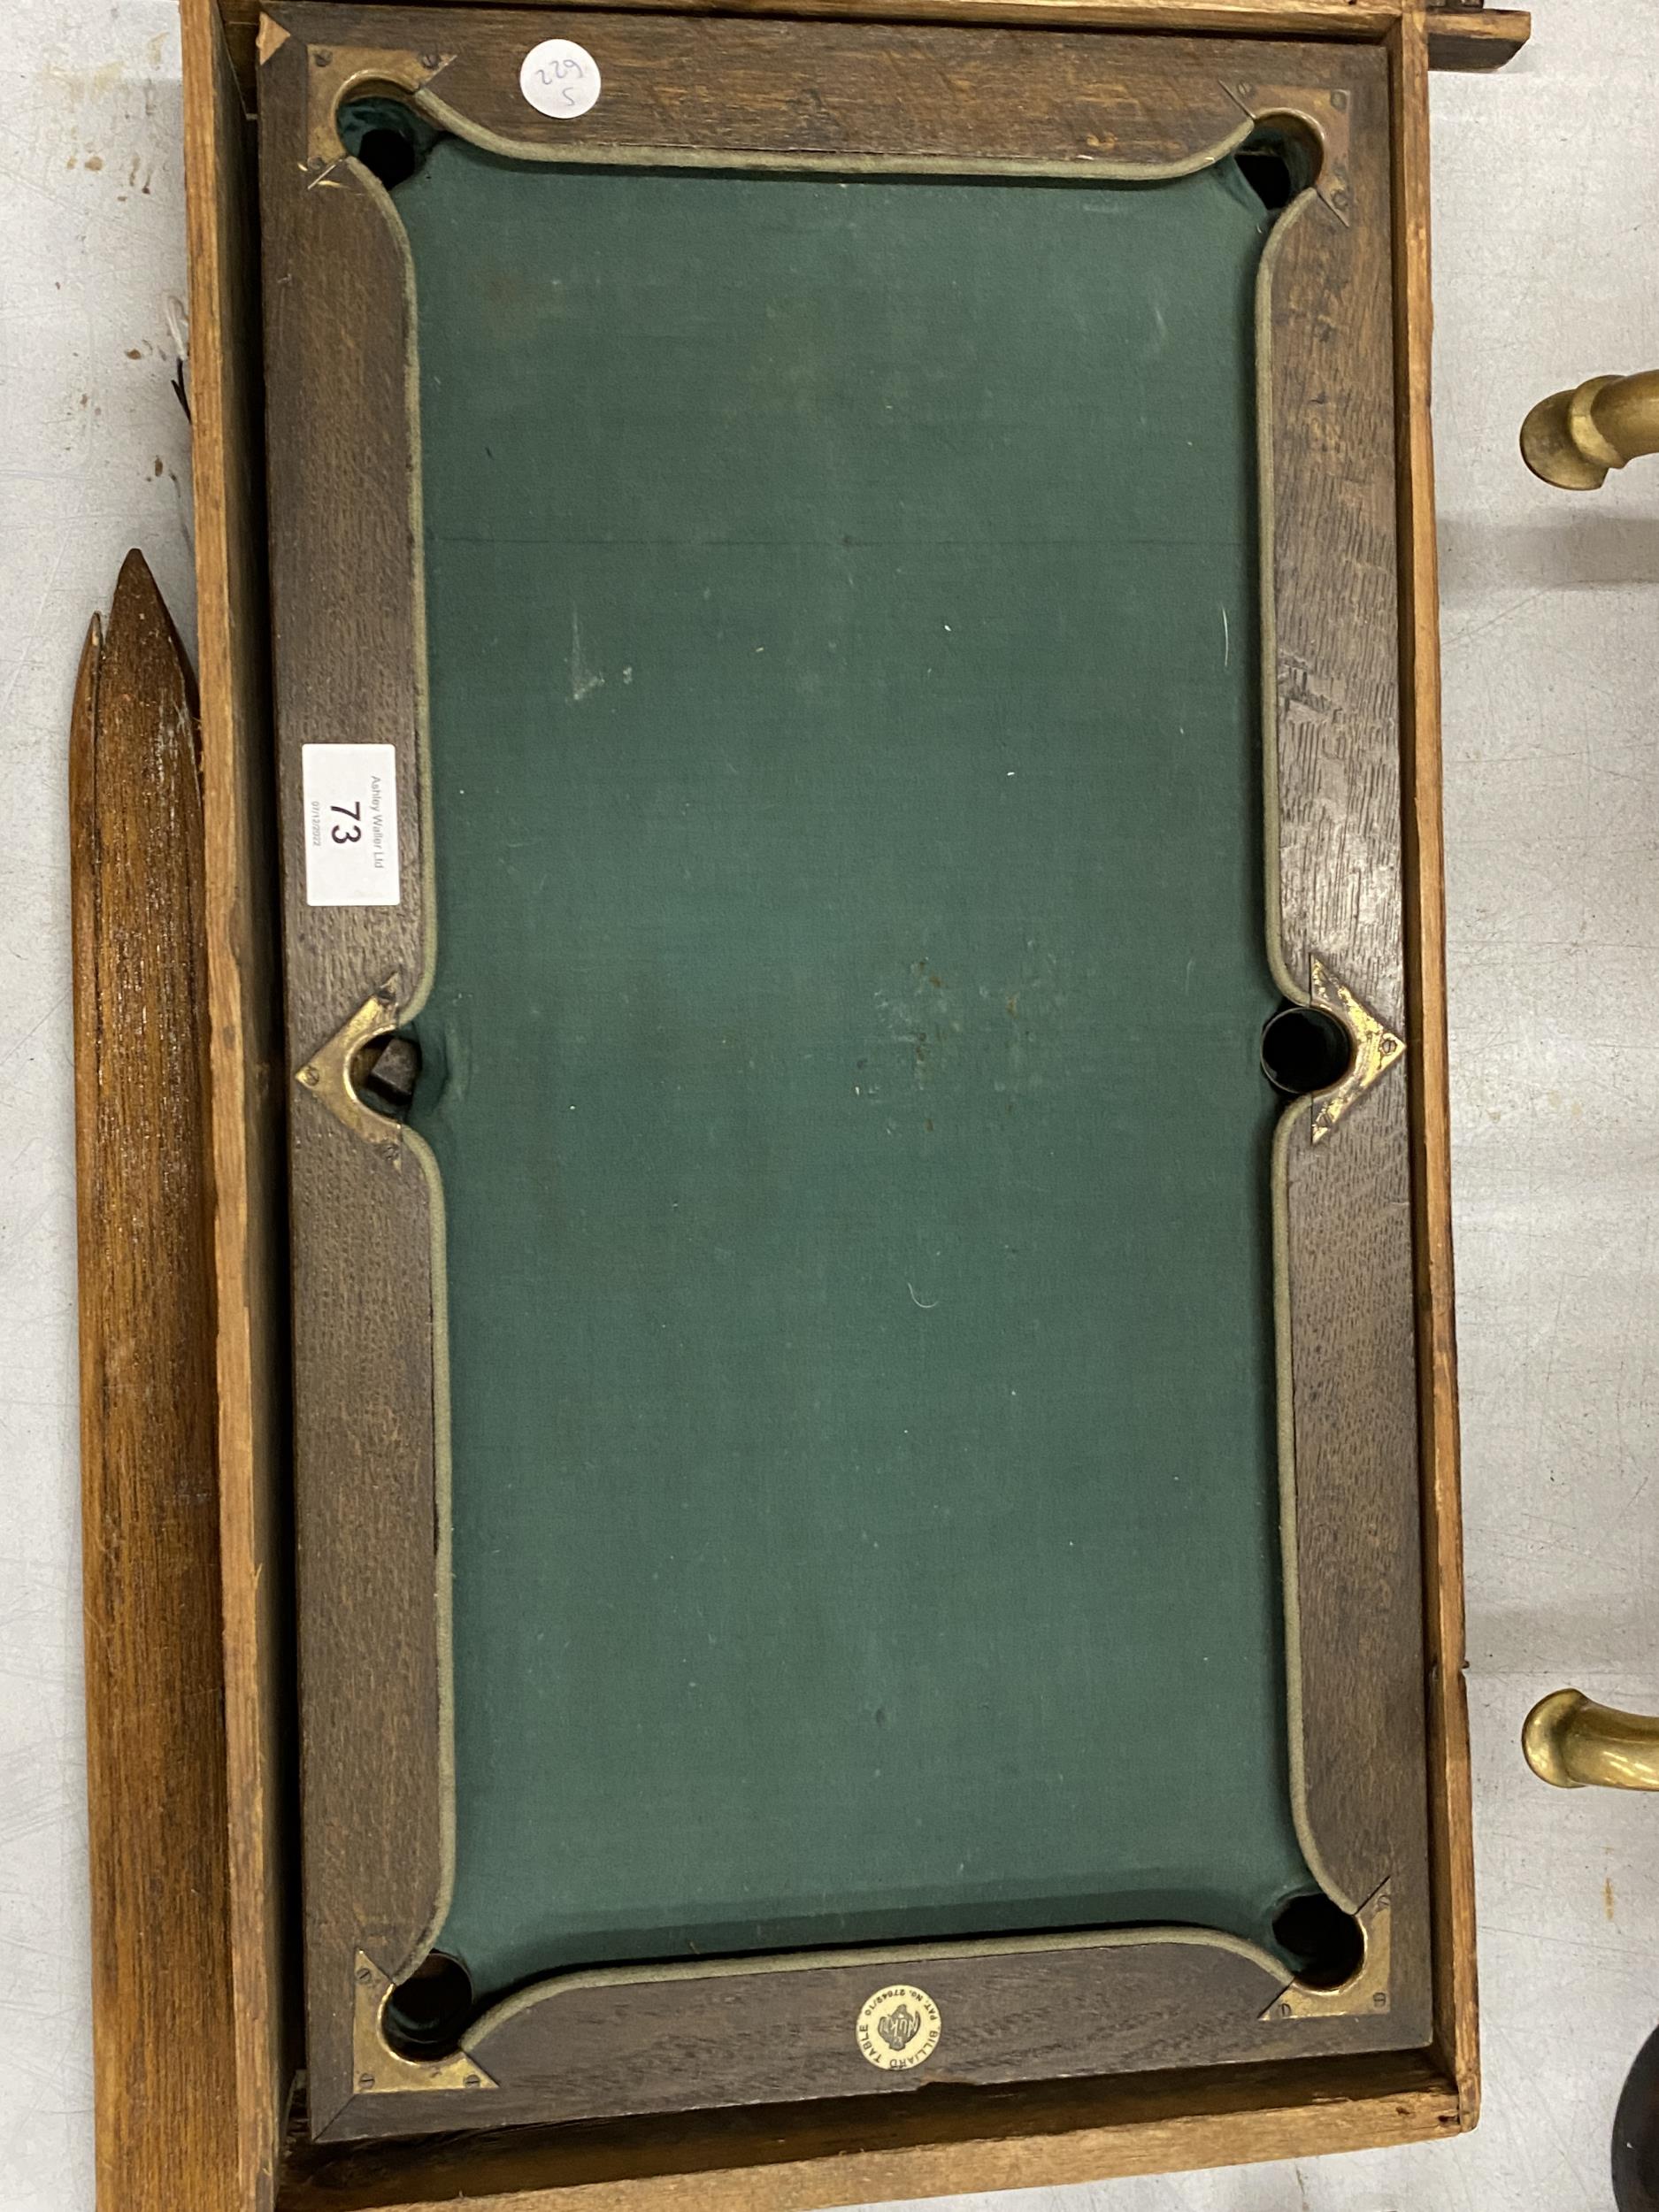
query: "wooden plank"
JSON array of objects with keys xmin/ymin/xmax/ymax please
[
  {"xmin": 1257, "ymin": 56, "xmax": 1428, "ymax": 2002},
  {"xmin": 73, "ymin": 552, "xmax": 241, "ymax": 2212},
  {"xmin": 1425, "ymin": 8, "xmax": 1530, "ymax": 71},
  {"xmin": 277, "ymin": 2056, "xmax": 1461, "ymax": 2208},
  {"xmin": 254, "ymin": 20, "xmax": 448, "ymax": 2139},
  {"xmin": 274, "ymin": 4, "xmax": 1262, "ymax": 165},
  {"xmin": 218, "ymin": 0, "xmax": 1529, "ymax": 103},
  {"xmin": 1390, "ymin": 6, "xmax": 1480, "ymax": 2127},
  {"xmin": 181, "ymin": 0, "xmax": 296, "ymax": 2201},
  {"xmin": 219, "ymin": 0, "xmax": 1535, "ymax": 104}
]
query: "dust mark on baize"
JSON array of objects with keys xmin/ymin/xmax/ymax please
[
  {"xmin": 568, "ymin": 609, "xmax": 604, "ymax": 703},
  {"xmin": 865, "ymin": 954, "xmax": 1064, "ymax": 1116},
  {"xmin": 871, "ymin": 958, "xmax": 963, "ymax": 1091}
]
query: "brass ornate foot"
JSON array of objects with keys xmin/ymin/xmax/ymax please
[
  {"xmin": 1524, "ymin": 1688, "xmax": 1659, "ymax": 1790},
  {"xmin": 1521, "ymin": 371, "xmax": 1659, "ymax": 490}
]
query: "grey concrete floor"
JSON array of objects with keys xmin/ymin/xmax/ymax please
[{"xmin": 3, "ymin": 6, "xmax": 1656, "ymax": 2208}]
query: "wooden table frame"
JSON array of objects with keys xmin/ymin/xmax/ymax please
[
  {"xmin": 264, "ymin": 0, "xmax": 1426, "ymax": 2144},
  {"xmin": 71, "ymin": 0, "xmax": 1525, "ymax": 2204}
]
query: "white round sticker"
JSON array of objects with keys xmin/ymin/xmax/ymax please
[{"xmin": 519, "ymin": 39, "xmax": 602, "ymax": 120}]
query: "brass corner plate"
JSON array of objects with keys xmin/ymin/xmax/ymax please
[
  {"xmin": 296, "ymin": 979, "xmax": 404, "ymax": 1149},
  {"xmin": 1309, "ymin": 956, "xmax": 1406, "ymax": 1144},
  {"xmin": 1263, "ymin": 1881, "xmax": 1392, "ymax": 2022},
  {"xmin": 298, "ymin": 43, "xmax": 456, "ymax": 171},
  {"xmin": 1224, "ymin": 81, "xmax": 1352, "ymax": 218},
  {"xmin": 351, "ymin": 1950, "xmax": 497, "ymax": 2097}
]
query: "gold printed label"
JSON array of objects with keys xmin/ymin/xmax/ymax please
[{"xmin": 856, "ymin": 1984, "xmax": 941, "ymax": 2070}]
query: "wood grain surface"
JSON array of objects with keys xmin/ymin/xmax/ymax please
[
  {"xmin": 283, "ymin": 3, "xmax": 1256, "ymax": 168},
  {"xmin": 257, "ymin": 25, "xmax": 448, "ymax": 2139},
  {"xmin": 1389, "ymin": 4, "xmax": 1479, "ymax": 2124},
  {"xmin": 325, "ymin": 1941, "xmax": 1304, "ymax": 2140},
  {"xmin": 1419, "ymin": 8, "xmax": 1529, "ymax": 70},
  {"xmin": 72, "ymin": 552, "xmax": 242, "ymax": 2212},
  {"xmin": 1261, "ymin": 44, "xmax": 1431, "ymax": 2041},
  {"xmin": 183, "ymin": 0, "xmax": 299, "ymax": 2201},
  {"xmin": 277, "ymin": 2050, "xmax": 1460, "ymax": 2208},
  {"xmin": 218, "ymin": 1, "xmax": 1531, "ymax": 104}
]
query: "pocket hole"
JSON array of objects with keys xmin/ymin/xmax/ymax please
[
  {"xmin": 1237, "ymin": 147, "xmax": 1296, "ymax": 211},
  {"xmin": 338, "ymin": 96, "xmax": 441, "ymax": 189},
  {"xmin": 352, "ymin": 1033, "xmax": 421, "ymax": 1119},
  {"xmin": 357, "ymin": 125, "xmax": 422, "ymax": 188},
  {"xmin": 1236, "ymin": 122, "xmax": 1319, "ymax": 212},
  {"xmin": 383, "ymin": 1951, "xmax": 474, "ymax": 2059},
  {"xmin": 1272, "ymin": 1892, "xmax": 1365, "ymax": 1990},
  {"xmin": 1261, "ymin": 1005, "xmax": 1352, "ymax": 1097}
]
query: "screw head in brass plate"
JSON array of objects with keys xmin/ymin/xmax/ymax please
[{"xmin": 856, "ymin": 1984, "xmax": 941, "ymax": 2070}]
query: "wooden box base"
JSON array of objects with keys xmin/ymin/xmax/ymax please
[{"xmin": 66, "ymin": 0, "xmax": 1525, "ymax": 2202}]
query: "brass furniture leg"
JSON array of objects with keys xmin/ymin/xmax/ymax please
[
  {"xmin": 1521, "ymin": 371, "xmax": 1659, "ymax": 490},
  {"xmin": 1519, "ymin": 371, "xmax": 1659, "ymax": 1788},
  {"xmin": 1524, "ymin": 1689, "xmax": 1659, "ymax": 1791}
]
